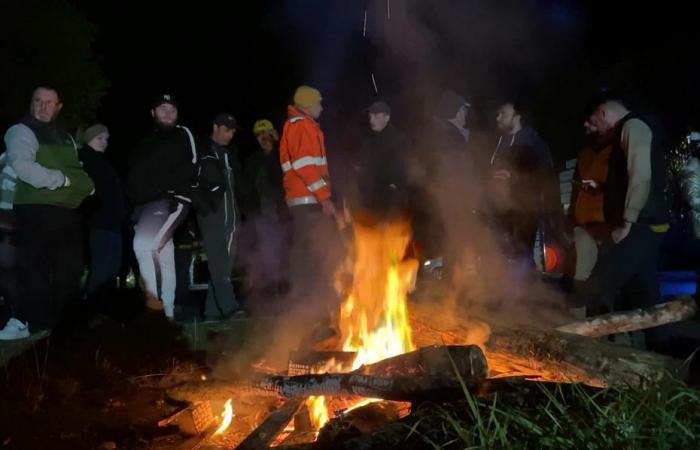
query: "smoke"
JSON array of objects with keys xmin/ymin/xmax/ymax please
[
  {"xmin": 357, "ymin": 0, "xmax": 583, "ymax": 329},
  {"xmin": 214, "ymin": 1, "xmax": 584, "ymax": 377}
]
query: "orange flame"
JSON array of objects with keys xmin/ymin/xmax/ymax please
[
  {"xmin": 306, "ymin": 217, "xmax": 418, "ymax": 430},
  {"xmin": 214, "ymin": 398, "xmax": 234, "ymax": 435},
  {"xmin": 306, "ymin": 395, "xmax": 330, "ymax": 429},
  {"xmin": 340, "ymin": 217, "xmax": 416, "ymax": 368}
]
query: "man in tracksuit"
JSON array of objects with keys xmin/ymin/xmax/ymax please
[
  {"xmin": 191, "ymin": 113, "xmax": 245, "ymax": 320},
  {"xmin": 0, "ymin": 86, "xmax": 94, "ymax": 339},
  {"xmin": 126, "ymin": 94, "xmax": 197, "ymax": 320}
]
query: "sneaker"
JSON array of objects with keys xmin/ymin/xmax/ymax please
[{"xmin": 0, "ymin": 318, "xmax": 30, "ymax": 340}]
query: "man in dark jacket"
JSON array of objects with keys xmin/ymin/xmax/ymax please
[
  {"xmin": 245, "ymin": 119, "xmax": 289, "ymax": 294},
  {"xmin": 355, "ymin": 101, "xmax": 411, "ymax": 218},
  {"xmin": 79, "ymin": 124, "xmax": 126, "ymax": 308},
  {"xmin": 126, "ymin": 94, "xmax": 197, "ymax": 320},
  {"xmin": 191, "ymin": 113, "xmax": 245, "ymax": 320},
  {"xmin": 0, "ymin": 86, "xmax": 94, "ymax": 339},
  {"xmin": 489, "ymin": 101, "xmax": 556, "ymax": 268},
  {"xmin": 413, "ymin": 91, "xmax": 473, "ymax": 270}
]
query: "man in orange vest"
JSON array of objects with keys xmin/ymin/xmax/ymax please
[{"xmin": 280, "ymin": 85, "xmax": 340, "ymax": 312}]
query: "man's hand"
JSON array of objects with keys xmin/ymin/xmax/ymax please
[
  {"xmin": 611, "ymin": 222, "xmax": 632, "ymax": 244},
  {"xmin": 49, "ymin": 173, "xmax": 69, "ymax": 191},
  {"xmin": 321, "ymin": 199, "xmax": 336, "ymax": 217}
]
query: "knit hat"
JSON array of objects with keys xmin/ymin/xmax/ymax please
[
  {"xmin": 253, "ymin": 119, "xmax": 275, "ymax": 135},
  {"xmin": 83, "ymin": 123, "xmax": 108, "ymax": 144},
  {"xmin": 293, "ymin": 85, "xmax": 322, "ymax": 109}
]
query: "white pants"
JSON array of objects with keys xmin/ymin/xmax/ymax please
[{"xmin": 133, "ymin": 199, "xmax": 189, "ymax": 317}]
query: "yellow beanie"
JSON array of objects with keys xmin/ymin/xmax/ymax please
[
  {"xmin": 293, "ymin": 85, "xmax": 322, "ymax": 109},
  {"xmin": 253, "ymin": 119, "xmax": 274, "ymax": 135}
]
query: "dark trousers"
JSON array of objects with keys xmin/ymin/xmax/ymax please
[
  {"xmin": 591, "ymin": 224, "xmax": 663, "ymax": 313},
  {"xmin": 86, "ymin": 228, "xmax": 122, "ymax": 295},
  {"xmin": 254, "ymin": 216, "xmax": 288, "ymax": 285},
  {"xmin": 289, "ymin": 205, "xmax": 340, "ymax": 310},
  {"xmin": 197, "ymin": 210, "xmax": 240, "ymax": 318},
  {"xmin": 0, "ymin": 239, "xmax": 19, "ymax": 320},
  {"xmin": 15, "ymin": 205, "xmax": 83, "ymax": 331}
]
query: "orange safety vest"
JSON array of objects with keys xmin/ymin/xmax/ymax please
[{"xmin": 279, "ymin": 105, "xmax": 331, "ymax": 206}]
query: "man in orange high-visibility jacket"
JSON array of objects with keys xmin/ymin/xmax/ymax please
[{"xmin": 280, "ymin": 85, "xmax": 340, "ymax": 313}]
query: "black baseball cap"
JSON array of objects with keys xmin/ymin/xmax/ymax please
[
  {"xmin": 152, "ymin": 93, "xmax": 178, "ymax": 109},
  {"xmin": 213, "ymin": 112, "xmax": 238, "ymax": 129},
  {"xmin": 366, "ymin": 100, "xmax": 391, "ymax": 115}
]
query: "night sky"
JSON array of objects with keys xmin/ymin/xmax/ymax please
[{"xmin": 14, "ymin": 0, "xmax": 700, "ymax": 165}]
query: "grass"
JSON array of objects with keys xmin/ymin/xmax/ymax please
[
  {"xmin": 400, "ymin": 374, "xmax": 700, "ymax": 450},
  {"xmin": 405, "ymin": 381, "xmax": 700, "ymax": 449}
]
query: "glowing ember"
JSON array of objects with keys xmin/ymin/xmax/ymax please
[
  {"xmin": 214, "ymin": 399, "xmax": 234, "ymax": 435},
  {"xmin": 343, "ymin": 397, "xmax": 378, "ymax": 413},
  {"xmin": 306, "ymin": 395, "xmax": 330, "ymax": 429}
]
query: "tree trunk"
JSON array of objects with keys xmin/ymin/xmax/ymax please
[{"xmin": 556, "ymin": 296, "xmax": 697, "ymax": 337}]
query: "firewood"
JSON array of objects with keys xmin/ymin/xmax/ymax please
[
  {"xmin": 409, "ymin": 317, "xmax": 687, "ymax": 388},
  {"xmin": 556, "ymin": 296, "xmax": 697, "ymax": 337},
  {"xmin": 235, "ymin": 397, "xmax": 305, "ymax": 450},
  {"xmin": 355, "ymin": 344, "xmax": 488, "ymax": 381},
  {"xmin": 250, "ymin": 373, "xmax": 482, "ymax": 402}
]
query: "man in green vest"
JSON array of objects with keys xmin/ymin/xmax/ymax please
[{"xmin": 0, "ymin": 86, "xmax": 94, "ymax": 340}]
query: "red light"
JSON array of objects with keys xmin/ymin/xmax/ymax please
[{"xmin": 543, "ymin": 244, "xmax": 561, "ymax": 272}]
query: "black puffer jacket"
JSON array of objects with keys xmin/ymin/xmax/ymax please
[
  {"xmin": 126, "ymin": 125, "xmax": 197, "ymax": 206},
  {"xmin": 79, "ymin": 145, "xmax": 126, "ymax": 230}
]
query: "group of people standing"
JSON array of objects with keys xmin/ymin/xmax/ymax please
[
  {"xmin": 0, "ymin": 86, "xmax": 293, "ymax": 339},
  {"xmin": 0, "ymin": 83, "xmax": 678, "ymax": 352}
]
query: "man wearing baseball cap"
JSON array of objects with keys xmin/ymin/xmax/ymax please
[
  {"xmin": 245, "ymin": 119, "xmax": 289, "ymax": 298},
  {"xmin": 126, "ymin": 93, "xmax": 198, "ymax": 320},
  {"xmin": 355, "ymin": 100, "xmax": 411, "ymax": 217},
  {"xmin": 191, "ymin": 112, "xmax": 246, "ymax": 320}
]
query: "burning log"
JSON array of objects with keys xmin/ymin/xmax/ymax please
[
  {"xmin": 556, "ymin": 296, "xmax": 697, "ymax": 337},
  {"xmin": 251, "ymin": 373, "xmax": 482, "ymax": 402},
  {"xmin": 166, "ymin": 377, "xmax": 280, "ymax": 403},
  {"xmin": 355, "ymin": 344, "xmax": 488, "ymax": 381},
  {"xmin": 235, "ymin": 397, "xmax": 305, "ymax": 450}
]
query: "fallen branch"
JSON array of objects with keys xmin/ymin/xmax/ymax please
[{"xmin": 557, "ymin": 296, "xmax": 697, "ymax": 337}]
